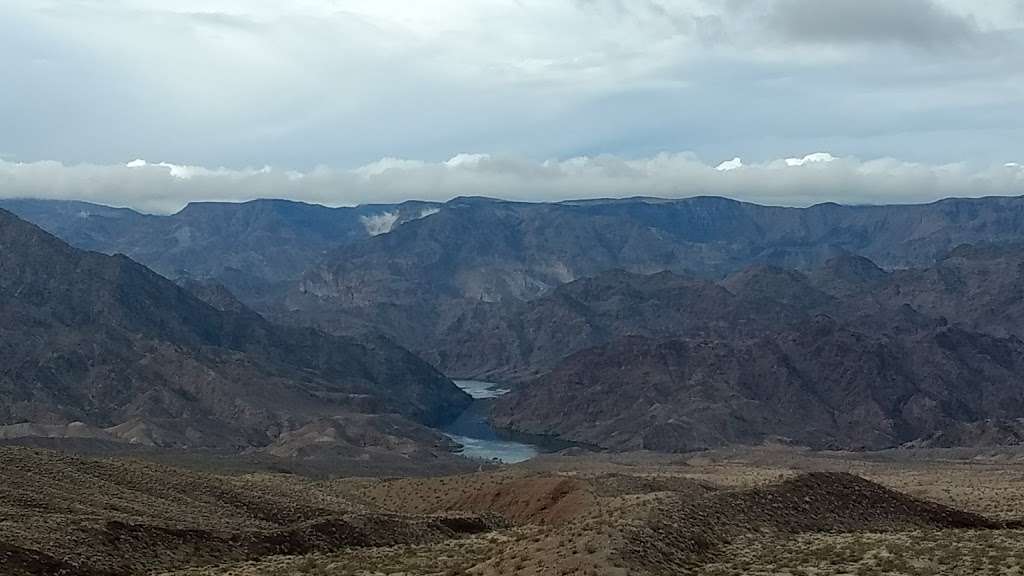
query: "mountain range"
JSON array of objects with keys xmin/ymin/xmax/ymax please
[
  {"xmin": 473, "ymin": 252, "xmax": 1024, "ymax": 451},
  {"xmin": 6, "ymin": 194, "xmax": 1024, "ymax": 454},
  {"xmin": 0, "ymin": 207, "xmax": 468, "ymax": 456},
  {"xmin": 8, "ymin": 194, "xmax": 1024, "ymax": 313},
  {"xmin": 0, "ymin": 198, "xmax": 441, "ymax": 305}
]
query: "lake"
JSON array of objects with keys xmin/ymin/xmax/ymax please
[{"xmin": 442, "ymin": 380, "xmax": 539, "ymax": 463}]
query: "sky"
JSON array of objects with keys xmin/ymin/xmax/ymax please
[{"xmin": 1, "ymin": 0, "xmax": 1022, "ymax": 213}]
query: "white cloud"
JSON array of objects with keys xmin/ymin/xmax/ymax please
[
  {"xmin": 1, "ymin": 153, "xmax": 1022, "ymax": 214},
  {"xmin": 716, "ymin": 157, "xmax": 744, "ymax": 171},
  {"xmin": 445, "ymin": 154, "xmax": 491, "ymax": 168},
  {"xmin": 125, "ymin": 158, "xmax": 274, "ymax": 180},
  {"xmin": 360, "ymin": 211, "xmax": 400, "ymax": 236},
  {"xmin": 2, "ymin": 1, "xmax": 1022, "ymax": 170},
  {"xmin": 784, "ymin": 152, "xmax": 838, "ymax": 167}
]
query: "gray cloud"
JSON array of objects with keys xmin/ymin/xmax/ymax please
[
  {"xmin": 0, "ymin": 0, "xmax": 1022, "ymax": 189},
  {"xmin": 763, "ymin": 0, "xmax": 980, "ymax": 48},
  {"xmin": 1, "ymin": 154, "xmax": 1021, "ymax": 214}
]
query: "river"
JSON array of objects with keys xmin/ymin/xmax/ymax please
[{"xmin": 441, "ymin": 380, "xmax": 539, "ymax": 463}]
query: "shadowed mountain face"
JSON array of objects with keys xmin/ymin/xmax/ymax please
[
  {"xmin": 485, "ymin": 251, "xmax": 1024, "ymax": 452},
  {"xmin": 491, "ymin": 323, "xmax": 1024, "ymax": 452},
  {"xmin": 368, "ymin": 244, "xmax": 1024, "ymax": 383},
  {"xmin": 416, "ymin": 269, "xmax": 803, "ymax": 382},
  {"xmin": 0, "ymin": 208, "xmax": 469, "ymax": 450}
]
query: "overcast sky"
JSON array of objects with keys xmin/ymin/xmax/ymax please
[{"xmin": 1, "ymin": 0, "xmax": 1023, "ymax": 212}]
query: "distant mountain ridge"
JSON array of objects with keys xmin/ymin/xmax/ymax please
[
  {"xmin": 11, "ymin": 193, "xmax": 1024, "ymax": 379},
  {"xmin": 8, "ymin": 194, "xmax": 1024, "ymax": 313},
  {"xmin": 0, "ymin": 198, "xmax": 440, "ymax": 305},
  {"xmin": 282, "ymin": 194, "xmax": 1024, "ymax": 357},
  {"xmin": 298, "ymin": 194, "xmax": 1024, "ymax": 299}
]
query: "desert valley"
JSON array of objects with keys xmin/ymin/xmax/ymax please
[
  {"xmin": 3, "ymin": 196, "xmax": 1024, "ymax": 575},
  {"xmin": 4, "ymin": 1, "xmax": 1024, "ymax": 573}
]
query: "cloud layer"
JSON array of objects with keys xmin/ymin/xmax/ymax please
[
  {"xmin": 1, "ymin": 153, "xmax": 1020, "ymax": 214},
  {"xmin": 2, "ymin": 0, "xmax": 1023, "ymax": 175}
]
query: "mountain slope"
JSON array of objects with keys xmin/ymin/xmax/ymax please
[
  {"xmin": 859, "ymin": 245, "xmax": 1024, "ymax": 338},
  {"xmin": 418, "ymin": 269, "xmax": 801, "ymax": 381},
  {"xmin": 481, "ymin": 252, "xmax": 1024, "ymax": 452},
  {"xmin": 0, "ymin": 208, "xmax": 469, "ymax": 449},
  {"xmin": 491, "ymin": 318, "xmax": 1024, "ymax": 452},
  {"xmin": 408, "ymin": 244, "xmax": 1024, "ymax": 381},
  {"xmin": 285, "ymin": 195, "xmax": 1024, "ymax": 357}
]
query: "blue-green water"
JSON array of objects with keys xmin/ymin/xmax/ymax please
[{"xmin": 442, "ymin": 380, "xmax": 538, "ymax": 463}]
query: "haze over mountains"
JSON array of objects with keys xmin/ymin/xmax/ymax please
[{"xmin": 5, "ymin": 194, "xmax": 1024, "ymax": 453}]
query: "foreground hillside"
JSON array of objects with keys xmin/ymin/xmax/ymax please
[
  {"xmin": 0, "ymin": 447, "xmax": 501, "ymax": 575},
  {"xmin": 0, "ymin": 208, "xmax": 469, "ymax": 453},
  {"xmin": 3, "ymin": 446, "xmax": 1023, "ymax": 575}
]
